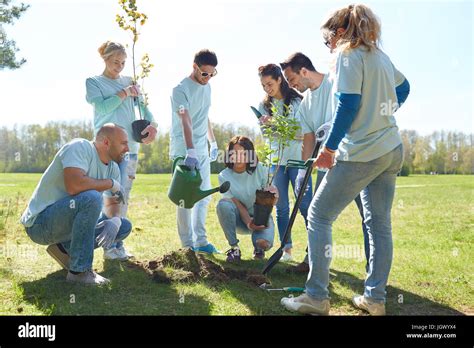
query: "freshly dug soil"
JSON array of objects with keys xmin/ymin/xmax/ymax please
[
  {"xmin": 255, "ymin": 189, "xmax": 277, "ymax": 206},
  {"xmin": 128, "ymin": 248, "xmax": 270, "ymax": 287}
]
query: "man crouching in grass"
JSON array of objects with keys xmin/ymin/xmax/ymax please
[{"xmin": 20, "ymin": 123, "xmax": 132, "ymax": 286}]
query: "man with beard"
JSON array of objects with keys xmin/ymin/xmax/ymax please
[
  {"xmin": 20, "ymin": 123, "xmax": 132, "ymax": 285},
  {"xmin": 281, "ymin": 53, "xmax": 370, "ymax": 274}
]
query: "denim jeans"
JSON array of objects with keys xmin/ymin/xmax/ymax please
[
  {"xmin": 26, "ymin": 190, "xmax": 132, "ymax": 273},
  {"xmin": 303, "ymin": 170, "xmax": 370, "ymax": 272},
  {"xmin": 272, "ymin": 165, "xmax": 313, "ymax": 249},
  {"xmin": 176, "ymin": 155, "xmax": 211, "ymax": 248},
  {"xmin": 216, "ymin": 199, "xmax": 275, "ymax": 250},
  {"xmin": 305, "ymin": 144, "xmax": 403, "ymax": 303}
]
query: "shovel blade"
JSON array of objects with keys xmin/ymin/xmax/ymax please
[{"xmin": 262, "ymin": 248, "xmax": 283, "ymax": 275}]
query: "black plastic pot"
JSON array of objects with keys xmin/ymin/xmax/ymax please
[
  {"xmin": 132, "ymin": 119, "xmax": 151, "ymax": 143},
  {"xmin": 253, "ymin": 203, "xmax": 273, "ymax": 227}
]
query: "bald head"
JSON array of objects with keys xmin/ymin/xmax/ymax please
[
  {"xmin": 94, "ymin": 123, "xmax": 129, "ymax": 164},
  {"xmin": 96, "ymin": 123, "xmax": 127, "ymax": 142}
]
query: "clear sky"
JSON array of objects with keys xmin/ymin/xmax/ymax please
[{"xmin": 1, "ymin": 0, "xmax": 473, "ymax": 135}]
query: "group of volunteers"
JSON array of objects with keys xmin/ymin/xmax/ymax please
[{"xmin": 20, "ymin": 4, "xmax": 409, "ymax": 316}]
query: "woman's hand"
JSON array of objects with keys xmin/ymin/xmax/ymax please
[
  {"xmin": 259, "ymin": 115, "xmax": 272, "ymax": 125},
  {"xmin": 247, "ymin": 219, "xmax": 266, "ymax": 231},
  {"xmin": 314, "ymin": 146, "xmax": 336, "ymax": 169},
  {"xmin": 123, "ymin": 85, "xmax": 141, "ymax": 98},
  {"xmin": 141, "ymin": 124, "xmax": 158, "ymax": 144}
]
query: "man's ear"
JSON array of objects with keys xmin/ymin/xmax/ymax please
[
  {"xmin": 300, "ymin": 67, "xmax": 308, "ymax": 77},
  {"xmin": 103, "ymin": 137, "xmax": 110, "ymax": 148}
]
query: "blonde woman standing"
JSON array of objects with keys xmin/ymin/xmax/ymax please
[
  {"xmin": 86, "ymin": 41, "xmax": 158, "ymax": 260},
  {"xmin": 282, "ymin": 4, "xmax": 410, "ymax": 315}
]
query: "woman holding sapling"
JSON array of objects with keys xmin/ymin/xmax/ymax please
[
  {"xmin": 216, "ymin": 136, "xmax": 278, "ymax": 262},
  {"xmin": 281, "ymin": 4, "xmax": 410, "ymax": 316},
  {"xmin": 85, "ymin": 41, "xmax": 158, "ymax": 261},
  {"xmin": 257, "ymin": 64, "xmax": 308, "ymax": 262}
]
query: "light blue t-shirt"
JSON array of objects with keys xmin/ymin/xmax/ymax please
[
  {"xmin": 218, "ymin": 163, "xmax": 268, "ymax": 215},
  {"xmin": 332, "ymin": 46, "xmax": 405, "ymax": 162},
  {"xmin": 258, "ymin": 98, "xmax": 303, "ymax": 166},
  {"xmin": 169, "ymin": 77, "xmax": 211, "ymax": 158},
  {"xmin": 86, "ymin": 75, "xmax": 155, "ymax": 155},
  {"xmin": 297, "ymin": 74, "xmax": 334, "ymax": 135},
  {"xmin": 20, "ymin": 139, "xmax": 120, "ymax": 228}
]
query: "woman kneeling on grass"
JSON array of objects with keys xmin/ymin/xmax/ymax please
[{"xmin": 216, "ymin": 136, "xmax": 278, "ymax": 262}]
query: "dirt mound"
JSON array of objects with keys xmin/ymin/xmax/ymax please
[{"xmin": 129, "ymin": 248, "xmax": 269, "ymax": 287}]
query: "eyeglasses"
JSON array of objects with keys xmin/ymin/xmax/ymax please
[
  {"xmin": 196, "ymin": 65, "xmax": 218, "ymax": 78},
  {"xmin": 324, "ymin": 39, "xmax": 331, "ymax": 48}
]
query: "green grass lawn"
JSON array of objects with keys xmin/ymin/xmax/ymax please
[{"xmin": 0, "ymin": 173, "xmax": 472, "ymax": 315}]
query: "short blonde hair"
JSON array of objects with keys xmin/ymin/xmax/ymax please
[
  {"xmin": 321, "ymin": 4, "xmax": 381, "ymax": 52},
  {"xmin": 98, "ymin": 41, "xmax": 127, "ymax": 61}
]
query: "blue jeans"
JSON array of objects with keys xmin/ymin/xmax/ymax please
[
  {"xmin": 272, "ymin": 165, "xmax": 313, "ymax": 249},
  {"xmin": 303, "ymin": 170, "xmax": 370, "ymax": 271},
  {"xmin": 306, "ymin": 144, "xmax": 403, "ymax": 303},
  {"xmin": 216, "ymin": 199, "xmax": 275, "ymax": 250},
  {"xmin": 26, "ymin": 190, "xmax": 132, "ymax": 273}
]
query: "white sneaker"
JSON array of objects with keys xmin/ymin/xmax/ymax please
[
  {"xmin": 352, "ymin": 295, "xmax": 386, "ymax": 316},
  {"xmin": 66, "ymin": 270, "xmax": 110, "ymax": 286},
  {"xmin": 117, "ymin": 245, "xmax": 133, "ymax": 258},
  {"xmin": 103, "ymin": 247, "xmax": 128, "ymax": 261},
  {"xmin": 281, "ymin": 293, "xmax": 330, "ymax": 315},
  {"xmin": 280, "ymin": 251, "xmax": 293, "ymax": 262}
]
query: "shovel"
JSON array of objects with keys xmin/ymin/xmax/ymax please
[{"xmin": 262, "ymin": 124, "xmax": 330, "ymax": 275}]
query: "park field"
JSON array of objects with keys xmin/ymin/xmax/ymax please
[{"xmin": 0, "ymin": 173, "xmax": 472, "ymax": 315}]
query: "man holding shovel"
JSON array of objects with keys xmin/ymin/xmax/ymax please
[
  {"xmin": 281, "ymin": 52, "xmax": 370, "ymax": 273},
  {"xmin": 20, "ymin": 124, "xmax": 133, "ymax": 285},
  {"xmin": 169, "ymin": 49, "xmax": 220, "ymax": 254}
]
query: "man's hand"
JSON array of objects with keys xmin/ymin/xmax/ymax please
[
  {"xmin": 247, "ymin": 219, "xmax": 266, "ymax": 231},
  {"xmin": 209, "ymin": 141, "xmax": 218, "ymax": 162},
  {"xmin": 141, "ymin": 124, "xmax": 158, "ymax": 145},
  {"xmin": 95, "ymin": 217, "xmax": 122, "ymax": 249},
  {"xmin": 184, "ymin": 148, "xmax": 200, "ymax": 171},
  {"xmin": 294, "ymin": 168, "xmax": 310, "ymax": 197},
  {"xmin": 314, "ymin": 147, "xmax": 336, "ymax": 170}
]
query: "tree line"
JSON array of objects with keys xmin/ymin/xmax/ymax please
[{"xmin": 0, "ymin": 121, "xmax": 472, "ymax": 175}]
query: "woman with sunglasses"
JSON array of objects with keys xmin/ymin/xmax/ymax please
[
  {"xmin": 257, "ymin": 64, "xmax": 308, "ymax": 262},
  {"xmin": 281, "ymin": 4, "xmax": 410, "ymax": 316},
  {"xmin": 85, "ymin": 41, "xmax": 158, "ymax": 261}
]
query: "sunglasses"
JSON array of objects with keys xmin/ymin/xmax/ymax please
[{"xmin": 196, "ymin": 65, "xmax": 218, "ymax": 78}]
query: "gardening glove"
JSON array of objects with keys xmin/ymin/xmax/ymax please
[
  {"xmin": 209, "ymin": 141, "xmax": 218, "ymax": 162},
  {"xmin": 294, "ymin": 168, "xmax": 310, "ymax": 197},
  {"xmin": 184, "ymin": 148, "xmax": 200, "ymax": 171},
  {"xmin": 110, "ymin": 179, "xmax": 126, "ymax": 204},
  {"xmin": 315, "ymin": 121, "xmax": 332, "ymax": 142},
  {"xmin": 95, "ymin": 217, "xmax": 122, "ymax": 249}
]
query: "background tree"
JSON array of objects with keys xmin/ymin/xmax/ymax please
[{"xmin": 0, "ymin": 0, "xmax": 29, "ymax": 70}]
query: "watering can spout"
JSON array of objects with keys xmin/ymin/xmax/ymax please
[{"xmin": 197, "ymin": 181, "xmax": 231, "ymax": 202}]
